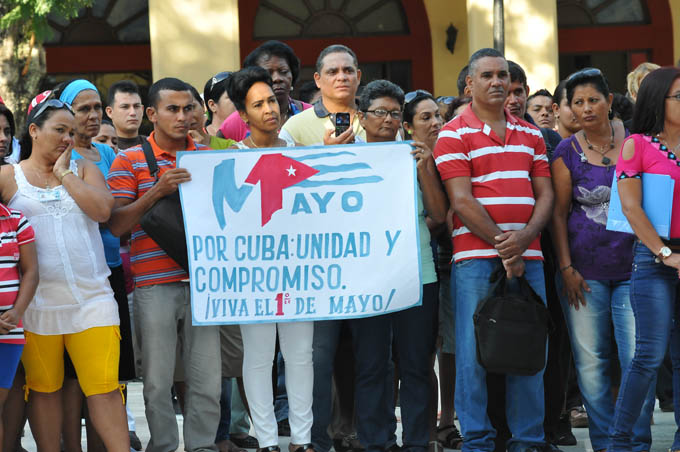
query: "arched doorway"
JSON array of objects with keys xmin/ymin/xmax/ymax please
[
  {"xmin": 44, "ymin": 0, "xmax": 151, "ymax": 74},
  {"xmin": 238, "ymin": 0, "xmax": 433, "ymax": 93},
  {"xmin": 557, "ymin": 0, "xmax": 673, "ymax": 92}
]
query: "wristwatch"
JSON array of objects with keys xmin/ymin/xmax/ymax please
[{"xmin": 658, "ymin": 246, "xmax": 672, "ymax": 260}]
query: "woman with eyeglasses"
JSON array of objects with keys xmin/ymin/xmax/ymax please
[
  {"xmin": 552, "ymin": 80, "xmax": 581, "ymax": 139},
  {"xmin": 351, "ymin": 80, "xmax": 446, "ymax": 452},
  {"xmin": 550, "ymin": 68, "xmax": 654, "ymax": 452},
  {"xmin": 0, "ymin": 95, "xmax": 129, "ymax": 452},
  {"xmin": 219, "ymin": 40, "xmax": 311, "ymax": 142},
  {"xmin": 609, "ymin": 67, "xmax": 680, "ymax": 452},
  {"xmin": 402, "ymin": 90, "xmax": 460, "ymax": 451}
]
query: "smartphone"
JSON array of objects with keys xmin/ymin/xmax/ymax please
[{"xmin": 334, "ymin": 112, "xmax": 351, "ymax": 137}]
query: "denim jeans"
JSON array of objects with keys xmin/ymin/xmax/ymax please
[
  {"xmin": 454, "ymin": 258, "xmax": 546, "ymax": 452},
  {"xmin": 610, "ymin": 243, "xmax": 680, "ymax": 451},
  {"xmin": 557, "ymin": 277, "xmax": 654, "ymax": 451},
  {"xmin": 216, "ymin": 378, "xmax": 232, "ymax": 442},
  {"xmin": 311, "ymin": 320, "xmax": 344, "ymax": 452},
  {"xmin": 350, "ymin": 283, "xmax": 438, "ymax": 452}
]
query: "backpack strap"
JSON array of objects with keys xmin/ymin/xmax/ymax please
[{"xmin": 141, "ymin": 138, "xmax": 159, "ymax": 182}]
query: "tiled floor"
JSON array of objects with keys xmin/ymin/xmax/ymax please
[{"xmin": 20, "ymin": 381, "xmax": 678, "ymax": 452}]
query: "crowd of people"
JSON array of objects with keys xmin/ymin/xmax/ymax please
[{"xmin": 0, "ymin": 38, "xmax": 679, "ymax": 452}]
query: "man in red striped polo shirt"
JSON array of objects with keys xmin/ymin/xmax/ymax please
[
  {"xmin": 108, "ymin": 78, "xmax": 220, "ymax": 452},
  {"xmin": 433, "ymin": 48, "xmax": 554, "ymax": 452}
]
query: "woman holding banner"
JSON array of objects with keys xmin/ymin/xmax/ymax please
[
  {"xmin": 609, "ymin": 67, "xmax": 680, "ymax": 451},
  {"xmin": 402, "ymin": 89, "xmax": 461, "ymax": 451},
  {"xmin": 351, "ymin": 80, "xmax": 446, "ymax": 452},
  {"xmin": 226, "ymin": 66, "xmax": 313, "ymax": 452},
  {"xmin": 549, "ymin": 68, "xmax": 651, "ymax": 452}
]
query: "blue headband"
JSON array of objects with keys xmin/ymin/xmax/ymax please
[{"xmin": 59, "ymin": 79, "xmax": 99, "ymax": 106}]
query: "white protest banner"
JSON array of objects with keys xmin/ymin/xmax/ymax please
[{"xmin": 178, "ymin": 142, "xmax": 422, "ymax": 325}]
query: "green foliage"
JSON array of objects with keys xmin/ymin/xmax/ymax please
[{"xmin": 0, "ymin": 0, "xmax": 93, "ymax": 42}]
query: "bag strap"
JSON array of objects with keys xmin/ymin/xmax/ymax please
[
  {"xmin": 488, "ymin": 265, "xmax": 507, "ymax": 296},
  {"xmin": 141, "ymin": 139, "xmax": 159, "ymax": 182},
  {"xmin": 517, "ymin": 275, "xmax": 545, "ymax": 307}
]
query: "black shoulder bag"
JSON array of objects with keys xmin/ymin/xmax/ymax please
[
  {"xmin": 473, "ymin": 268, "xmax": 553, "ymax": 375},
  {"xmin": 138, "ymin": 139, "xmax": 189, "ymax": 272}
]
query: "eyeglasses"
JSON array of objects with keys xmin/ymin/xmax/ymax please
[
  {"xmin": 566, "ymin": 68, "xmax": 603, "ymax": 83},
  {"xmin": 436, "ymin": 96, "xmax": 455, "ymax": 105},
  {"xmin": 666, "ymin": 93, "xmax": 680, "ymax": 101},
  {"xmin": 30, "ymin": 99, "xmax": 73, "ymax": 122},
  {"xmin": 210, "ymin": 71, "xmax": 232, "ymax": 92},
  {"xmin": 364, "ymin": 109, "xmax": 402, "ymax": 120},
  {"xmin": 405, "ymin": 89, "xmax": 432, "ymax": 104}
]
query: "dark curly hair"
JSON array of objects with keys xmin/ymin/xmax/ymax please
[
  {"xmin": 243, "ymin": 40, "xmax": 301, "ymax": 85},
  {"xmin": 227, "ymin": 66, "xmax": 274, "ymax": 112},
  {"xmin": 358, "ymin": 80, "xmax": 404, "ymax": 112}
]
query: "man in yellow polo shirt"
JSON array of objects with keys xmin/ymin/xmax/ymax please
[
  {"xmin": 285, "ymin": 44, "xmax": 372, "ymax": 452},
  {"xmin": 280, "ymin": 44, "xmax": 366, "ymax": 146}
]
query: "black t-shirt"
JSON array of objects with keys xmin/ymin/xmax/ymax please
[{"xmin": 117, "ymin": 135, "xmax": 145, "ymax": 151}]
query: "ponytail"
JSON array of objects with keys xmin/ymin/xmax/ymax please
[{"xmin": 19, "ymin": 131, "xmax": 32, "ymax": 161}]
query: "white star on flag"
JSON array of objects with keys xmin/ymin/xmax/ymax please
[{"xmin": 286, "ymin": 165, "xmax": 297, "ymax": 176}]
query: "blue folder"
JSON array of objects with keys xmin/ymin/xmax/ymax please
[{"xmin": 606, "ymin": 172, "xmax": 674, "ymax": 239}]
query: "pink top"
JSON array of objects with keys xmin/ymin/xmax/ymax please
[
  {"xmin": 616, "ymin": 133, "xmax": 680, "ymax": 239},
  {"xmin": 219, "ymin": 100, "xmax": 312, "ymax": 141}
]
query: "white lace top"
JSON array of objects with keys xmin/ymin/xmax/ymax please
[{"xmin": 8, "ymin": 162, "xmax": 119, "ymax": 334}]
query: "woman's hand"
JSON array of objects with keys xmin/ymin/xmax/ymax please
[
  {"xmin": 189, "ymin": 129, "xmax": 210, "ymax": 146},
  {"xmin": 561, "ymin": 266, "xmax": 591, "ymax": 309},
  {"xmin": 0, "ymin": 308, "xmax": 20, "ymax": 330},
  {"xmin": 662, "ymin": 253, "xmax": 680, "ymax": 277},
  {"xmin": 410, "ymin": 141, "xmax": 433, "ymax": 171},
  {"xmin": 53, "ymin": 146, "xmax": 73, "ymax": 179}
]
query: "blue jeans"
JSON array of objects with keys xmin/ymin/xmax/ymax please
[
  {"xmin": 557, "ymin": 277, "xmax": 654, "ymax": 451},
  {"xmin": 454, "ymin": 258, "xmax": 546, "ymax": 452},
  {"xmin": 610, "ymin": 243, "xmax": 680, "ymax": 451},
  {"xmin": 311, "ymin": 320, "xmax": 344, "ymax": 452},
  {"xmin": 216, "ymin": 378, "xmax": 233, "ymax": 442},
  {"xmin": 350, "ymin": 283, "xmax": 438, "ymax": 452}
]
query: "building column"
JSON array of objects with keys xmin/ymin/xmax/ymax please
[
  {"xmin": 670, "ymin": 0, "xmax": 680, "ymax": 65},
  {"xmin": 463, "ymin": 0, "xmax": 558, "ymax": 95},
  {"xmin": 148, "ymin": 0, "xmax": 241, "ymax": 89},
  {"xmin": 425, "ymin": 0, "xmax": 470, "ymax": 97},
  {"xmin": 503, "ymin": 0, "xmax": 559, "ymax": 93}
]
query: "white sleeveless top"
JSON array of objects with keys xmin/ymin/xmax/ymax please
[{"xmin": 8, "ymin": 162, "xmax": 119, "ymax": 334}]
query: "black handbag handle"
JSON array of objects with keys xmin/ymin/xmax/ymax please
[
  {"xmin": 488, "ymin": 263, "xmax": 548, "ymax": 309},
  {"xmin": 141, "ymin": 139, "xmax": 160, "ymax": 182}
]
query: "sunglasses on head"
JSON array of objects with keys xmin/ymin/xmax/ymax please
[
  {"xmin": 30, "ymin": 99, "xmax": 74, "ymax": 123},
  {"xmin": 405, "ymin": 89, "xmax": 432, "ymax": 104},
  {"xmin": 436, "ymin": 96, "xmax": 455, "ymax": 105},
  {"xmin": 566, "ymin": 68, "xmax": 604, "ymax": 83},
  {"xmin": 210, "ymin": 72, "xmax": 232, "ymax": 92}
]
